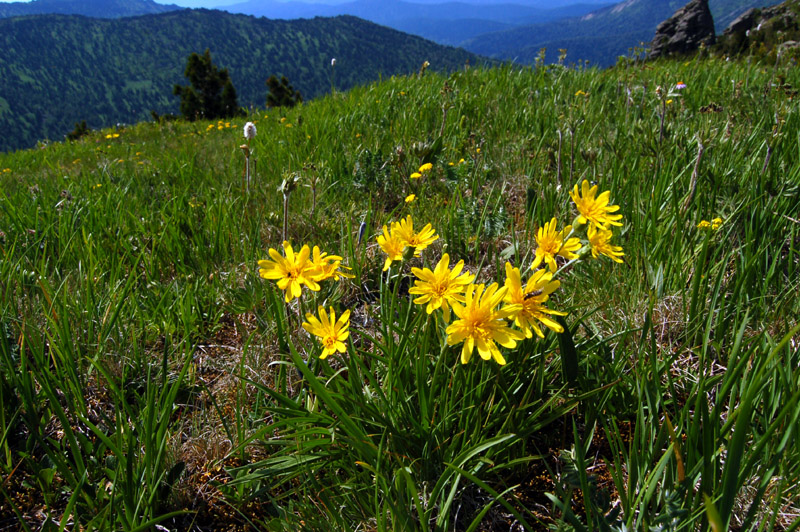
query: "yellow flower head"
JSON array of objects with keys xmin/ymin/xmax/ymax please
[
  {"xmin": 377, "ymin": 223, "xmax": 406, "ymax": 271},
  {"xmin": 405, "ymin": 194, "xmax": 416, "ymax": 203},
  {"xmin": 258, "ymin": 241, "xmax": 321, "ymax": 302},
  {"xmin": 409, "ymin": 254, "xmax": 475, "ymax": 322},
  {"xmin": 587, "ymin": 225, "xmax": 624, "ymax": 263},
  {"xmin": 569, "ymin": 180, "xmax": 623, "ymax": 229},
  {"xmin": 310, "ymin": 246, "xmax": 353, "ymax": 282},
  {"xmin": 394, "ymin": 215, "xmax": 438, "ymax": 252},
  {"xmin": 302, "ymin": 306, "xmax": 351, "ymax": 359},
  {"xmin": 410, "ymin": 172, "xmax": 422, "ymax": 179},
  {"xmin": 698, "ymin": 217, "xmax": 723, "ymax": 231},
  {"xmin": 531, "ymin": 217, "xmax": 581, "ymax": 272},
  {"xmin": 446, "ymin": 283, "xmax": 524, "ymax": 366},
  {"xmin": 503, "ymin": 263, "xmax": 566, "ymax": 339},
  {"xmin": 418, "ymin": 163, "xmax": 433, "ymax": 173}
]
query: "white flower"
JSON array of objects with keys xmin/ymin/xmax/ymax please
[
  {"xmin": 331, "ymin": 58, "xmax": 337, "ymax": 67},
  {"xmin": 243, "ymin": 122, "xmax": 257, "ymax": 140}
]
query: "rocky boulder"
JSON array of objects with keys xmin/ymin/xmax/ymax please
[
  {"xmin": 650, "ymin": 0, "xmax": 716, "ymax": 59},
  {"xmin": 724, "ymin": 8, "xmax": 761, "ymax": 36}
]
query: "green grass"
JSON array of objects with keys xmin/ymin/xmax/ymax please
[{"xmin": 0, "ymin": 56, "xmax": 798, "ymax": 531}]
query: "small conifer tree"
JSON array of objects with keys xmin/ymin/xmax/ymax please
[
  {"xmin": 266, "ymin": 75, "xmax": 302, "ymax": 108},
  {"xmin": 173, "ymin": 49, "xmax": 243, "ymax": 120},
  {"xmin": 65, "ymin": 120, "xmax": 90, "ymax": 141}
]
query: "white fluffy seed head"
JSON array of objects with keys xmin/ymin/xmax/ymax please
[{"xmin": 243, "ymin": 122, "xmax": 257, "ymax": 140}]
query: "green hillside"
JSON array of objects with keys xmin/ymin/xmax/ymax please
[
  {"xmin": 0, "ymin": 54, "xmax": 798, "ymax": 530},
  {"xmin": 0, "ymin": 9, "xmax": 479, "ymax": 152},
  {"xmin": 464, "ymin": 0, "xmax": 783, "ymax": 65},
  {"xmin": 0, "ymin": 0, "xmax": 181, "ymax": 18}
]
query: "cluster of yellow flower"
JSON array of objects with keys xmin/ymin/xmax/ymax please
[
  {"xmin": 376, "ymin": 215, "xmax": 438, "ymax": 271},
  {"xmin": 258, "ymin": 241, "xmax": 355, "ymax": 359},
  {"xmin": 397, "ymin": 179, "xmax": 625, "ymax": 366},
  {"xmin": 105, "ymin": 133, "xmax": 120, "ymax": 140},
  {"xmin": 257, "ymin": 181, "xmax": 625, "ymax": 365},
  {"xmin": 410, "ymin": 162, "xmax": 433, "ymax": 180},
  {"xmin": 2, "ymin": 168, "xmax": 11, "ymax": 173},
  {"xmin": 258, "ymin": 241, "xmax": 354, "ymax": 303},
  {"xmin": 566, "ymin": 180, "xmax": 625, "ymax": 263},
  {"xmin": 206, "ymin": 120, "xmax": 238, "ymax": 132},
  {"xmin": 697, "ymin": 217, "xmax": 723, "ymax": 231},
  {"xmin": 369, "ymin": 213, "xmax": 566, "ymax": 365}
]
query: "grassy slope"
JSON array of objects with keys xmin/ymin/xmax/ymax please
[
  {"xmin": 0, "ymin": 57, "xmax": 798, "ymax": 530},
  {"xmin": 0, "ymin": 9, "xmax": 478, "ymax": 152}
]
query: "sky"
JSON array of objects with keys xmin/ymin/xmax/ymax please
[{"xmin": 0, "ymin": 0, "xmax": 342, "ymax": 3}]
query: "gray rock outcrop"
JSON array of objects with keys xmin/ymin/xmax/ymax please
[
  {"xmin": 650, "ymin": 0, "xmax": 716, "ymax": 59},
  {"xmin": 723, "ymin": 3, "xmax": 795, "ymax": 37}
]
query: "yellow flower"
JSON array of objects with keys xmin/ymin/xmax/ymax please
[
  {"xmin": 257, "ymin": 241, "xmax": 320, "ymax": 302},
  {"xmin": 531, "ymin": 217, "xmax": 581, "ymax": 272},
  {"xmin": 458, "ymin": 158, "xmax": 465, "ymax": 164},
  {"xmin": 503, "ymin": 263, "xmax": 566, "ymax": 339},
  {"xmin": 377, "ymin": 223, "xmax": 406, "ymax": 271},
  {"xmin": 446, "ymin": 283, "xmax": 524, "ymax": 365},
  {"xmin": 418, "ymin": 163, "xmax": 433, "ymax": 173},
  {"xmin": 569, "ymin": 180, "xmax": 623, "ymax": 229},
  {"xmin": 302, "ymin": 306, "xmax": 351, "ymax": 359},
  {"xmin": 405, "ymin": 194, "xmax": 416, "ymax": 203},
  {"xmin": 575, "ymin": 90, "xmax": 587, "ymax": 97},
  {"xmin": 587, "ymin": 225, "xmax": 624, "ymax": 263},
  {"xmin": 698, "ymin": 217, "xmax": 723, "ymax": 231},
  {"xmin": 309, "ymin": 246, "xmax": 353, "ymax": 282},
  {"xmin": 280, "ymin": 117, "xmax": 286, "ymax": 123},
  {"xmin": 666, "ymin": 99, "xmax": 673, "ymax": 105},
  {"xmin": 448, "ymin": 162, "xmax": 455, "ymax": 166},
  {"xmin": 410, "ymin": 172, "xmax": 422, "ymax": 179},
  {"xmin": 285, "ymin": 123, "xmax": 293, "ymax": 128},
  {"xmin": 393, "ymin": 215, "xmax": 438, "ymax": 252},
  {"xmin": 409, "ymin": 254, "xmax": 475, "ymax": 322}
]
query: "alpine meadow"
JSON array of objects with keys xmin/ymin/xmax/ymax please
[{"xmin": 1, "ymin": 38, "xmax": 799, "ymax": 532}]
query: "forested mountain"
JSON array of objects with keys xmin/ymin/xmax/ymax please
[
  {"xmin": 0, "ymin": 0, "xmax": 181, "ymax": 19},
  {"xmin": 0, "ymin": 9, "xmax": 479, "ymax": 152},
  {"xmin": 463, "ymin": 0, "xmax": 784, "ymax": 65},
  {"xmin": 221, "ymin": 0, "xmax": 613, "ymax": 45}
]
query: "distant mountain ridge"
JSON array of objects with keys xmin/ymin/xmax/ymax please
[
  {"xmin": 0, "ymin": 9, "xmax": 479, "ymax": 152},
  {"xmin": 221, "ymin": 0, "xmax": 614, "ymax": 45},
  {"xmin": 0, "ymin": 0, "xmax": 182, "ymax": 18},
  {"xmin": 462, "ymin": 0, "xmax": 784, "ymax": 65}
]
